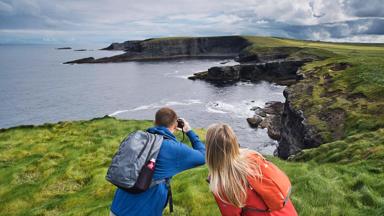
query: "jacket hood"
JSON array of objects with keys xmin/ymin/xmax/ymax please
[{"xmin": 147, "ymin": 126, "xmax": 177, "ymax": 141}]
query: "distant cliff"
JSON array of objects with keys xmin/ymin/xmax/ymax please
[{"xmin": 64, "ymin": 36, "xmax": 250, "ymax": 64}]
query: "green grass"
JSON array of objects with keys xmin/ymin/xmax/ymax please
[
  {"xmin": 0, "ymin": 117, "xmax": 153, "ymax": 215},
  {"xmin": 240, "ymin": 36, "xmax": 384, "ymax": 143},
  {"xmin": 1, "ymin": 117, "xmax": 383, "ymax": 216}
]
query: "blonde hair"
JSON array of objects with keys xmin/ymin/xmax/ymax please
[{"xmin": 206, "ymin": 123, "xmax": 262, "ymax": 207}]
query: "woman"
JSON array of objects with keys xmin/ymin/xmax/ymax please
[{"xmin": 205, "ymin": 123, "xmax": 298, "ymax": 216}]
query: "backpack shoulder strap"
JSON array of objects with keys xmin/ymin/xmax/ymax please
[
  {"xmin": 165, "ymin": 178, "xmax": 173, "ymax": 213},
  {"xmin": 150, "ymin": 178, "xmax": 173, "ymax": 213},
  {"xmin": 241, "ymin": 182, "xmax": 270, "ymax": 214}
]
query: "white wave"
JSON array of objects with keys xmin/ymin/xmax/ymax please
[
  {"xmin": 108, "ymin": 99, "xmax": 202, "ymax": 116},
  {"xmin": 131, "ymin": 104, "xmax": 154, "ymax": 111},
  {"xmin": 206, "ymin": 106, "xmax": 228, "ymax": 114},
  {"xmin": 109, "ymin": 110, "xmax": 130, "ymax": 116},
  {"xmin": 237, "ymin": 82, "xmax": 254, "ymax": 87},
  {"xmin": 205, "ymin": 100, "xmax": 264, "ymax": 118},
  {"xmin": 173, "ymin": 75, "xmax": 190, "ymax": 79},
  {"xmin": 164, "ymin": 70, "xmax": 191, "ymax": 79},
  {"xmin": 164, "ymin": 70, "xmax": 179, "ymax": 77},
  {"xmin": 165, "ymin": 99, "xmax": 202, "ymax": 106}
]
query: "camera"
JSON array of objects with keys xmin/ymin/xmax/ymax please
[{"xmin": 177, "ymin": 118, "xmax": 184, "ymax": 129}]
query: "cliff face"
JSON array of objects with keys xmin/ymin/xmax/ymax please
[
  {"xmin": 277, "ymin": 88, "xmax": 323, "ymax": 159},
  {"xmin": 189, "ymin": 59, "xmax": 324, "ymax": 159},
  {"xmin": 65, "ymin": 36, "xmax": 250, "ymax": 64},
  {"xmin": 189, "ymin": 61, "xmax": 305, "ymax": 85}
]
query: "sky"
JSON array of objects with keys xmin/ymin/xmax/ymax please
[{"xmin": 0, "ymin": 0, "xmax": 383, "ymax": 44}]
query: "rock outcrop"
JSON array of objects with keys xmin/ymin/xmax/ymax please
[
  {"xmin": 252, "ymin": 101, "xmax": 284, "ymax": 141},
  {"xmin": 65, "ymin": 57, "xmax": 95, "ymax": 64},
  {"xmin": 56, "ymin": 47, "xmax": 71, "ymax": 50},
  {"xmin": 247, "ymin": 115, "xmax": 263, "ymax": 128},
  {"xmin": 64, "ymin": 36, "xmax": 250, "ymax": 64},
  {"xmin": 188, "ymin": 61, "xmax": 305, "ymax": 85},
  {"xmin": 277, "ymin": 88, "xmax": 323, "ymax": 159}
]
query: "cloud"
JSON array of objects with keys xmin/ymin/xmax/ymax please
[
  {"xmin": 0, "ymin": 1, "xmax": 13, "ymax": 14},
  {"xmin": 0, "ymin": 0, "xmax": 383, "ymax": 44},
  {"xmin": 343, "ymin": 0, "xmax": 384, "ymax": 17}
]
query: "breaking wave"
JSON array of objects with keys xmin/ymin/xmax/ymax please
[{"xmin": 109, "ymin": 99, "xmax": 202, "ymax": 116}]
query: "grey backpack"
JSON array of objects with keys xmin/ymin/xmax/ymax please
[{"xmin": 106, "ymin": 131, "xmax": 164, "ymax": 193}]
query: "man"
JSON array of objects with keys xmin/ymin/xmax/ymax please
[{"xmin": 110, "ymin": 107, "xmax": 206, "ymax": 216}]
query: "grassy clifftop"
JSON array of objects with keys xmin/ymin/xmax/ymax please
[
  {"xmin": 0, "ymin": 117, "xmax": 383, "ymax": 215},
  {"xmin": 243, "ymin": 36, "xmax": 384, "ymax": 145}
]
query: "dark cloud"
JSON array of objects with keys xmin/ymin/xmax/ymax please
[
  {"xmin": 343, "ymin": 0, "xmax": 384, "ymax": 17},
  {"xmin": 278, "ymin": 18, "xmax": 384, "ymax": 41},
  {"xmin": 0, "ymin": 0, "xmax": 383, "ymax": 43}
]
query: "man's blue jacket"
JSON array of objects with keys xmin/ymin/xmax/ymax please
[{"xmin": 110, "ymin": 126, "xmax": 206, "ymax": 216}]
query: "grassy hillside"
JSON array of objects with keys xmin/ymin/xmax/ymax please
[
  {"xmin": 242, "ymin": 36, "xmax": 384, "ymax": 144},
  {"xmin": 0, "ymin": 117, "xmax": 383, "ymax": 216}
]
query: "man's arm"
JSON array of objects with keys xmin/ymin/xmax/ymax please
[
  {"xmin": 186, "ymin": 130, "xmax": 205, "ymax": 154},
  {"xmin": 176, "ymin": 134, "xmax": 206, "ymax": 172},
  {"xmin": 175, "ymin": 119, "xmax": 206, "ymax": 172}
]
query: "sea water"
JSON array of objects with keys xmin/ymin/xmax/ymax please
[{"xmin": 0, "ymin": 44, "xmax": 285, "ymax": 154}]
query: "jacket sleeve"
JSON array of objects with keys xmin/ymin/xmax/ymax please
[
  {"xmin": 186, "ymin": 130, "xmax": 205, "ymax": 154},
  {"xmin": 175, "ymin": 130, "xmax": 206, "ymax": 172}
]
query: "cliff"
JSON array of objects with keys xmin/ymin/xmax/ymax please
[
  {"xmin": 64, "ymin": 36, "xmax": 250, "ymax": 64},
  {"xmin": 188, "ymin": 60, "xmax": 305, "ymax": 85},
  {"xmin": 277, "ymin": 88, "xmax": 323, "ymax": 159}
]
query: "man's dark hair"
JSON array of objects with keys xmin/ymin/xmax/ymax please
[{"xmin": 155, "ymin": 107, "xmax": 178, "ymax": 128}]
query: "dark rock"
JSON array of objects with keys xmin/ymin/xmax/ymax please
[
  {"xmin": 267, "ymin": 114, "xmax": 282, "ymax": 140},
  {"xmin": 247, "ymin": 115, "xmax": 263, "ymax": 128},
  {"xmin": 252, "ymin": 101, "xmax": 284, "ymax": 141},
  {"xmin": 56, "ymin": 47, "xmax": 71, "ymax": 50},
  {"xmin": 328, "ymin": 62, "xmax": 351, "ymax": 71},
  {"xmin": 101, "ymin": 40, "xmax": 142, "ymax": 51},
  {"xmin": 188, "ymin": 71, "xmax": 208, "ymax": 80},
  {"xmin": 188, "ymin": 61, "xmax": 305, "ymax": 84},
  {"xmin": 206, "ymin": 66, "xmax": 241, "ymax": 82},
  {"xmin": 74, "ymin": 49, "xmax": 87, "ymax": 51},
  {"xmin": 277, "ymin": 88, "xmax": 323, "ymax": 159},
  {"xmin": 263, "ymin": 101, "xmax": 284, "ymax": 115},
  {"xmin": 64, "ymin": 57, "xmax": 95, "ymax": 64},
  {"xmin": 251, "ymin": 107, "xmax": 267, "ymax": 117},
  {"xmin": 259, "ymin": 118, "xmax": 269, "ymax": 129}
]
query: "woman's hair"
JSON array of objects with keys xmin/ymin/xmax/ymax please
[{"xmin": 206, "ymin": 123, "xmax": 262, "ymax": 207}]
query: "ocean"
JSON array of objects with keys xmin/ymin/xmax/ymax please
[{"xmin": 0, "ymin": 44, "xmax": 285, "ymax": 154}]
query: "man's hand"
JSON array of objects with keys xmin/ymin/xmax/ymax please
[{"xmin": 179, "ymin": 118, "xmax": 192, "ymax": 132}]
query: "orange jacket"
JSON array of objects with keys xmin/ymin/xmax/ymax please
[
  {"xmin": 213, "ymin": 153, "xmax": 298, "ymax": 216},
  {"xmin": 214, "ymin": 190, "xmax": 297, "ymax": 216}
]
